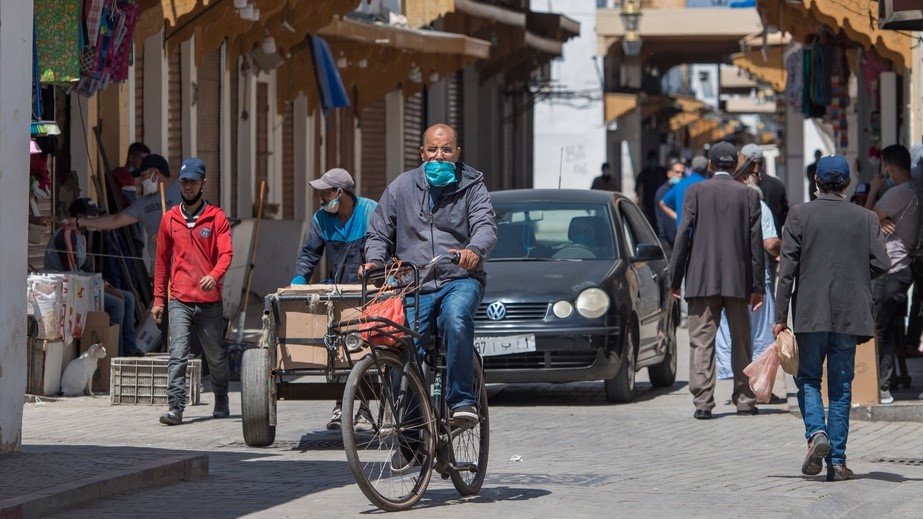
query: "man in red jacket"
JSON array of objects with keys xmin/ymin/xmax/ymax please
[{"xmin": 152, "ymin": 158, "xmax": 233, "ymax": 425}]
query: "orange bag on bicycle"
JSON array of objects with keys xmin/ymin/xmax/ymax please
[{"xmin": 357, "ymin": 296, "xmax": 406, "ymax": 347}]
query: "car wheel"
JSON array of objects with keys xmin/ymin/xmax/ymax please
[
  {"xmin": 605, "ymin": 327, "xmax": 635, "ymax": 403},
  {"xmin": 648, "ymin": 316, "xmax": 677, "ymax": 387}
]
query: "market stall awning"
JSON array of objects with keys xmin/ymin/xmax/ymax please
[
  {"xmin": 135, "ymin": 0, "xmax": 359, "ymax": 65},
  {"xmin": 276, "ymin": 16, "xmax": 490, "ymax": 112},
  {"xmin": 406, "ymin": 0, "xmax": 579, "ymax": 83},
  {"xmin": 604, "ymin": 93, "xmax": 638, "ymax": 123},
  {"xmin": 731, "ymin": 45, "xmax": 786, "ymax": 93},
  {"xmin": 757, "ymin": 0, "xmax": 912, "ymax": 72}
]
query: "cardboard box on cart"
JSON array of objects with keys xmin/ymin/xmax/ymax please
[{"xmin": 274, "ymin": 285, "xmax": 370, "ymax": 370}]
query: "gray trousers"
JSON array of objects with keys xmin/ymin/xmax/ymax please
[
  {"xmin": 168, "ymin": 300, "xmax": 228, "ymax": 411},
  {"xmin": 687, "ymin": 296, "xmax": 756, "ymax": 412}
]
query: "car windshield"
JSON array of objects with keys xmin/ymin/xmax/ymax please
[{"xmin": 491, "ymin": 203, "xmax": 617, "ymax": 260}]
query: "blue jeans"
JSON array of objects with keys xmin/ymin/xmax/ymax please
[
  {"xmin": 167, "ymin": 300, "xmax": 228, "ymax": 411},
  {"xmin": 104, "ymin": 289, "xmax": 138, "ymax": 356},
  {"xmin": 795, "ymin": 332, "xmax": 858, "ymax": 466},
  {"xmin": 405, "ymin": 278, "xmax": 483, "ymax": 409}
]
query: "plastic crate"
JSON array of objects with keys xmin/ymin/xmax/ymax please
[{"xmin": 110, "ymin": 357, "xmax": 202, "ymax": 405}]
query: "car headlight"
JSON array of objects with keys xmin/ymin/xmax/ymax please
[
  {"xmin": 575, "ymin": 288, "xmax": 609, "ymax": 318},
  {"xmin": 552, "ymin": 300, "xmax": 574, "ymax": 318}
]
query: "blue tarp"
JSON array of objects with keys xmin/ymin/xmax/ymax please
[{"xmin": 310, "ymin": 36, "xmax": 350, "ymax": 112}]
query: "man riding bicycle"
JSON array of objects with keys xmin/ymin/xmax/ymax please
[{"xmin": 361, "ymin": 123, "xmax": 497, "ymax": 424}]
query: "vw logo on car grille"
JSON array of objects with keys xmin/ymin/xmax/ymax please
[{"xmin": 485, "ymin": 301, "xmax": 507, "ymax": 321}]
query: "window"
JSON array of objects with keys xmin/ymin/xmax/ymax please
[{"xmin": 492, "ymin": 203, "xmax": 617, "ymax": 260}]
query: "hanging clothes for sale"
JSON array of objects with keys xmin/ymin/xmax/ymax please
[
  {"xmin": 34, "ymin": 0, "xmax": 82, "ymax": 84},
  {"xmin": 73, "ymin": 0, "xmax": 140, "ymax": 97}
]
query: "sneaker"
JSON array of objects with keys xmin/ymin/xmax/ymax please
[
  {"xmin": 353, "ymin": 407, "xmax": 374, "ymax": 433},
  {"xmin": 801, "ymin": 432, "xmax": 830, "ymax": 476},
  {"xmin": 880, "ymin": 389, "xmax": 895, "ymax": 404},
  {"xmin": 390, "ymin": 443, "xmax": 422, "ymax": 474},
  {"xmin": 159, "ymin": 408, "xmax": 183, "ymax": 426},
  {"xmin": 327, "ymin": 406, "xmax": 343, "ymax": 430},
  {"xmin": 213, "ymin": 394, "xmax": 230, "ymax": 418},
  {"xmin": 826, "ymin": 464, "xmax": 854, "ymax": 482},
  {"xmin": 451, "ymin": 405, "xmax": 478, "ymax": 424}
]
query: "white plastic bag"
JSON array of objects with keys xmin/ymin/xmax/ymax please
[{"xmin": 743, "ymin": 341, "xmax": 780, "ymax": 403}]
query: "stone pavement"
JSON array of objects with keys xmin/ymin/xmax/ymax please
[{"xmin": 4, "ymin": 328, "xmax": 923, "ymax": 518}]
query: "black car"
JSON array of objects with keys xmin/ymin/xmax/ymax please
[{"xmin": 475, "ymin": 189, "xmax": 677, "ymax": 402}]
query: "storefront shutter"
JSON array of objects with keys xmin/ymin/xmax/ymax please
[
  {"xmin": 360, "ymin": 98, "xmax": 387, "ymax": 201},
  {"xmin": 196, "ymin": 48, "xmax": 221, "ymax": 206},
  {"xmin": 255, "ymin": 82, "xmax": 269, "ymax": 216},
  {"xmin": 404, "ymin": 91, "xmax": 423, "ymax": 171},
  {"xmin": 230, "ymin": 59, "xmax": 239, "ymax": 217},
  {"xmin": 282, "ymin": 100, "xmax": 294, "ymax": 220},
  {"xmin": 447, "ymin": 72, "xmax": 461, "ymax": 134},
  {"xmin": 167, "ymin": 49, "xmax": 183, "ymax": 180}
]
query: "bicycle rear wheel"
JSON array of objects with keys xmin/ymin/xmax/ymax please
[
  {"xmin": 448, "ymin": 353, "xmax": 489, "ymax": 495},
  {"xmin": 342, "ymin": 350, "xmax": 435, "ymax": 512}
]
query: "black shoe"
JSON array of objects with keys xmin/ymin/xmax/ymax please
[
  {"xmin": 694, "ymin": 409, "xmax": 712, "ymax": 420},
  {"xmin": 159, "ymin": 408, "xmax": 183, "ymax": 426},
  {"xmin": 213, "ymin": 395, "xmax": 230, "ymax": 418},
  {"xmin": 826, "ymin": 463, "xmax": 854, "ymax": 481},
  {"xmin": 802, "ymin": 432, "xmax": 830, "ymax": 476},
  {"xmin": 451, "ymin": 405, "xmax": 479, "ymax": 424},
  {"xmin": 737, "ymin": 407, "xmax": 759, "ymax": 415}
]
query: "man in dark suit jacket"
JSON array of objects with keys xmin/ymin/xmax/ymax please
[
  {"xmin": 668, "ymin": 141, "xmax": 765, "ymax": 419},
  {"xmin": 773, "ymin": 155, "xmax": 889, "ymax": 482}
]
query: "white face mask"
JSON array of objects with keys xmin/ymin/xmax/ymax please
[
  {"xmin": 321, "ymin": 190, "xmax": 341, "ymax": 214},
  {"xmin": 142, "ymin": 177, "xmax": 159, "ymax": 195}
]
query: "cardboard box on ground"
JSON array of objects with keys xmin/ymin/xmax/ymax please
[
  {"xmin": 274, "ymin": 285, "xmax": 370, "ymax": 370},
  {"xmin": 80, "ymin": 311, "xmax": 120, "ymax": 393},
  {"xmin": 820, "ymin": 337, "xmax": 879, "ymax": 406}
]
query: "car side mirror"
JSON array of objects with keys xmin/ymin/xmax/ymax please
[{"xmin": 632, "ymin": 243, "xmax": 664, "ymax": 262}]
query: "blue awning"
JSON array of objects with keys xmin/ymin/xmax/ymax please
[{"xmin": 310, "ymin": 36, "xmax": 350, "ymax": 113}]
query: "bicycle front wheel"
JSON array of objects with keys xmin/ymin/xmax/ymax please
[
  {"xmin": 448, "ymin": 353, "xmax": 490, "ymax": 495},
  {"xmin": 342, "ymin": 349, "xmax": 435, "ymax": 512}
]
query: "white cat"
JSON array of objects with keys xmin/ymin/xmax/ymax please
[{"xmin": 60, "ymin": 343, "xmax": 107, "ymax": 396}]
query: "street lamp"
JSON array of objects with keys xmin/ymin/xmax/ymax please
[
  {"xmin": 620, "ymin": 0, "xmax": 642, "ymax": 32},
  {"xmin": 622, "ymin": 30, "xmax": 642, "ymax": 56}
]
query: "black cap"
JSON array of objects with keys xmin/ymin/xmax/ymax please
[
  {"xmin": 708, "ymin": 141, "xmax": 738, "ymax": 167},
  {"xmin": 67, "ymin": 198, "xmax": 104, "ymax": 217},
  {"xmin": 136, "ymin": 153, "xmax": 170, "ymax": 178}
]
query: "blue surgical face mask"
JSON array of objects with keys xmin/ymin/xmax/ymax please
[
  {"xmin": 423, "ymin": 160, "xmax": 457, "ymax": 187},
  {"xmin": 669, "ymin": 176, "xmax": 681, "ymax": 185},
  {"xmin": 884, "ymin": 177, "xmax": 895, "ymax": 189}
]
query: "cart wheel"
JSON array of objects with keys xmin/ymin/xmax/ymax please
[{"xmin": 241, "ymin": 348, "xmax": 276, "ymax": 447}]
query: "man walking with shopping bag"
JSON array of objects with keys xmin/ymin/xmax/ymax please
[{"xmin": 774, "ymin": 155, "xmax": 889, "ymax": 481}]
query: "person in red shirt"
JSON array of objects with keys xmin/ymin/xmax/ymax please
[
  {"xmin": 108, "ymin": 142, "xmax": 150, "ymax": 210},
  {"xmin": 152, "ymin": 157, "xmax": 233, "ymax": 425}
]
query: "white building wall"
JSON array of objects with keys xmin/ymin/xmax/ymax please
[
  {"xmin": 533, "ymin": 0, "xmax": 606, "ymax": 190},
  {"xmin": 0, "ymin": 0, "xmax": 33, "ymax": 453}
]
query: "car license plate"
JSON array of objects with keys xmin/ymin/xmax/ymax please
[{"xmin": 474, "ymin": 334, "xmax": 536, "ymax": 357}]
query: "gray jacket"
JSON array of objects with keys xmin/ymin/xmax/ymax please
[
  {"xmin": 774, "ymin": 193, "xmax": 890, "ymax": 337},
  {"xmin": 668, "ymin": 173, "xmax": 765, "ymax": 299},
  {"xmin": 366, "ymin": 163, "xmax": 497, "ymax": 293}
]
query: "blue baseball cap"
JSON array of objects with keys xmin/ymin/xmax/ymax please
[
  {"xmin": 816, "ymin": 155, "xmax": 850, "ymax": 184},
  {"xmin": 179, "ymin": 157, "xmax": 206, "ymax": 181}
]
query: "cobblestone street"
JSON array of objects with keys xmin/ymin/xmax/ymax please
[{"xmin": 14, "ymin": 327, "xmax": 923, "ymax": 518}]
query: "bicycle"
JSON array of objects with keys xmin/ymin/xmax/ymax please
[{"xmin": 336, "ymin": 253, "xmax": 490, "ymax": 511}]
